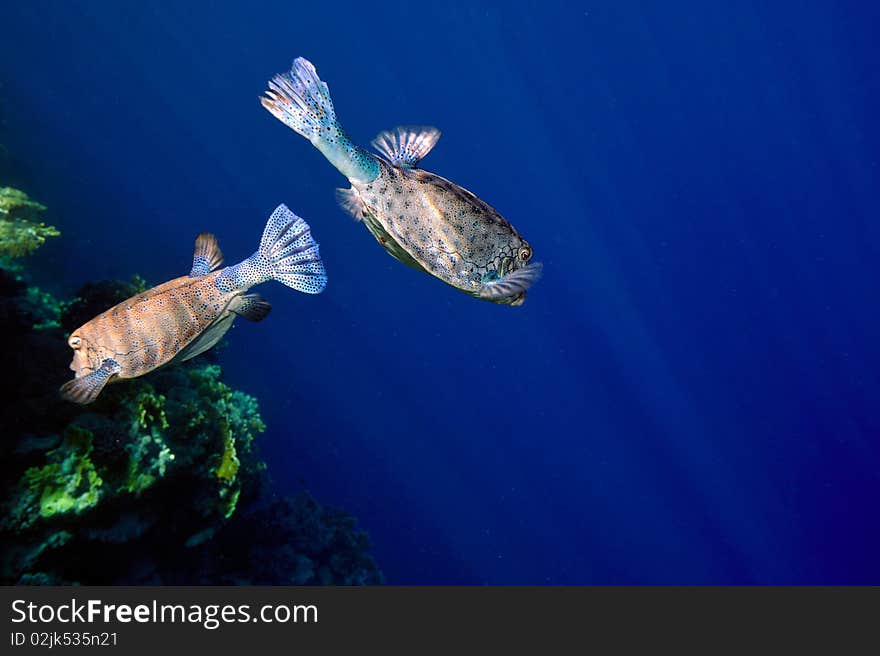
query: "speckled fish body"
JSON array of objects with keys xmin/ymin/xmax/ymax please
[
  {"xmin": 60, "ymin": 204, "xmax": 327, "ymax": 404},
  {"xmin": 262, "ymin": 57, "xmax": 541, "ymax": 306},
  {"xmin": 348, "ymin": 159, "xmax": 536, "ymax": 303},
  {"xmin": 68, "ymin": 272, "xmax": 239, "ymax": 380}
]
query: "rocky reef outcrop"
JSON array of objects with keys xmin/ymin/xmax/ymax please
[{"xmin": 0, "ymin": 186, "xmax": 382, "ymax": 585}]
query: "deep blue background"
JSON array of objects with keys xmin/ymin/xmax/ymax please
[{"xmin": 2, "ymin": 1, "xmax": 880, "ymax": 583}]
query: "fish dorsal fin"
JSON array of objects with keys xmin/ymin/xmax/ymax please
[
  {"xmin": 371, "ymin": 126, "xmax": 441, "ymax": 168},
  {"xmin": 190, "ymin": 232, "xmax": 224, "ymax": 276}
]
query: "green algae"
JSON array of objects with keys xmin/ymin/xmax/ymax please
[
  {"xmin": 16, "ymin": 426, "xmax": 103, "ymax": 526},
  {"xmin": 0, "ymin": 187, "xmax": 59, "ymax": 259}
]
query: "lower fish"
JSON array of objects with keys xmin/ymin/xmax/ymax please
[{"xmin": 60, "ymin": 204, "xmax": 327, "ymax": 404}]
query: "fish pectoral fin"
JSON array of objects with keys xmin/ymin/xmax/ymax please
[
  {"xmin": 336, "ymin": 187, "xmax": 366, "ymax": 221},
  {"xmin": 190, "ymin": 232, "xmax": 224, "ymax": 276},
  {"xmin": 230, "ymin": 293, "xmax": 272, "ymax": 322},
  {"xmin": 478, "ymin": 262, "xmax": 544, "ymax": 304},
  {"xmin": 59, "ymin": 358, "xmax": 122, "ymax": 405},
  {"xmin": 370, "ymin": 126, "xmax": 441, "ymax": 168}
]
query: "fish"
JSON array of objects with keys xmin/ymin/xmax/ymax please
[
  {"xmin": 261, "ymin": 57, "xmax": 542, "ymax": 306},
  {"xmin": 60, "ymin": 204, "xmax": 327, "ymax": 404}
]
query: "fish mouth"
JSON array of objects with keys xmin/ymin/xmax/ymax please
[
  {"xmin": 70, "ymin": 342, "xmax": 101, "ymax": 376},
  {"xmin": 478, "ymin": 262, "xmax": 543, "ymax": 305},
  {"xmin": 501, "ymin": 256, "xmax": 515, "ymax": 276}
]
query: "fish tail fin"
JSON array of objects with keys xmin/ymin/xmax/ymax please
[
  {"xmin": 228, "ymin": 204, "xmax": 327, "ymax": 294},
  {"xmin": 260, "ymin": 57, "xmax": 379, "ymax": 182}
]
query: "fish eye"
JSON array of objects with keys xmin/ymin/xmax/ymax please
[
  {"xmin": 519, "ymin": 246, "xmax": 532, "ymax": 261},
  {"xmin": 69, "ymin": 336, "xmax": 82, "ymax": 349}
]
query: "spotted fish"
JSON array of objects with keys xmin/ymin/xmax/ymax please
[
  {"xmin": 60, "ymin": 204, "xmax": 327, "ymax": 404},
  {"xmin": 261, "ymin": 57, "xmax": 542, "ymax": 306}
]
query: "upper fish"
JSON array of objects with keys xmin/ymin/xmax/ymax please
[
  {"xmin": 261, "ymin": 57, "xmax": 542, "ymax": 306},
  {"xmin": 60, "ymin": 204, "xmax": 327, "ymax": 404}
]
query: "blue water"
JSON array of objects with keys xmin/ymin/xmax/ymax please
[{"xmin": 3, "ymin": 1, "xmax": 880, "ymax": 583}]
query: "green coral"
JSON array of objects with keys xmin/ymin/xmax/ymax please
[
  {"xmin": 216, "ymin": 434, "xmax": 240, "ymax": 483},
  {"xmin": 25, "ymin": 285, "xmax": 66, "ymax": 330},
  {"xmin": 0, "ymin": 187, "xmax": 59, "ymax": 258},
  {"xmin": 0, "ymin": 272, "xmax": 67, "ymax": 331},
  {"xmin": 0, "ymin": 187, "xmax": 46, "ymax": 220},
  {"xmin": 12, "ymin": 426, "xmax": 103, "ymax": 529},
  {"xmin": 3, "ymin": 360, "xmax": 266, "ymax": 547},
  {"xmin": 188, "ymin": 365, "xmax": 265, "ymax": 516},
  {"xmin": 222, "ymin": 488, "xmax": 240, "ymax": 519},
  {"xmin": 0, "ymin": 179, "xmax": 381, "ymax": 585},
  {"xmin": 135, "ymin": 387, "xmax": 170, "ymax": 431},
  {"xmin": 167, "ymin": 364, "xmax": 265, "ymax": 511},
  {"xmin": 125, "ymin": 387, "xmax": 175, "ymax": 494},
  {"xmin": 114, "ymin": 366, "xmax": 264, "ymax": 517}
]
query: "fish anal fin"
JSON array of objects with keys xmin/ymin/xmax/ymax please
[
  {"xmin": 359, "ymin": 212, "xmax": 426, "ymax": 272},
  {"xmin": 231, "ymin": 293, "xmax": 272, "ymax": 322},
  {"xmin": 190, "ymin": 232, "xmax": 224, "ymax": 276},
  {"xmin": 59, "ymin": 358, "xmax": 121, "ymax": 405},
  {"xmin": 336, "ymin": 187, "xmax": 367, "ymax": 221},
  {"xmin": 370, "ymin": 126, "xmax": 441, "ymax": 168}
]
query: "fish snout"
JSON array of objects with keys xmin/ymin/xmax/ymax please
[{"xmin": 67, "ymin": 332, "xmax": 102, "ymax": 376}]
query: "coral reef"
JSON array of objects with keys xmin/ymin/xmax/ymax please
[
  {"xmin": 0, "ymin": 187, "xmax": 59, "ymax": 259},
  {"xmin": 0, "ymin": 200, "xmax": 381, "ymax": 585},
  {"xmin": 15, "ymin": 425, "xmax": 103, "ymax": 526}
]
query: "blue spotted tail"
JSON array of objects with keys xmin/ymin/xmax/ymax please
[
  {"xmin": 223, "ymin": 204, "xmax": 327, "ymax": 295},
  {"xmin": 261, "ymin": 57, "xmax": 379, "ymax": 183}
]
